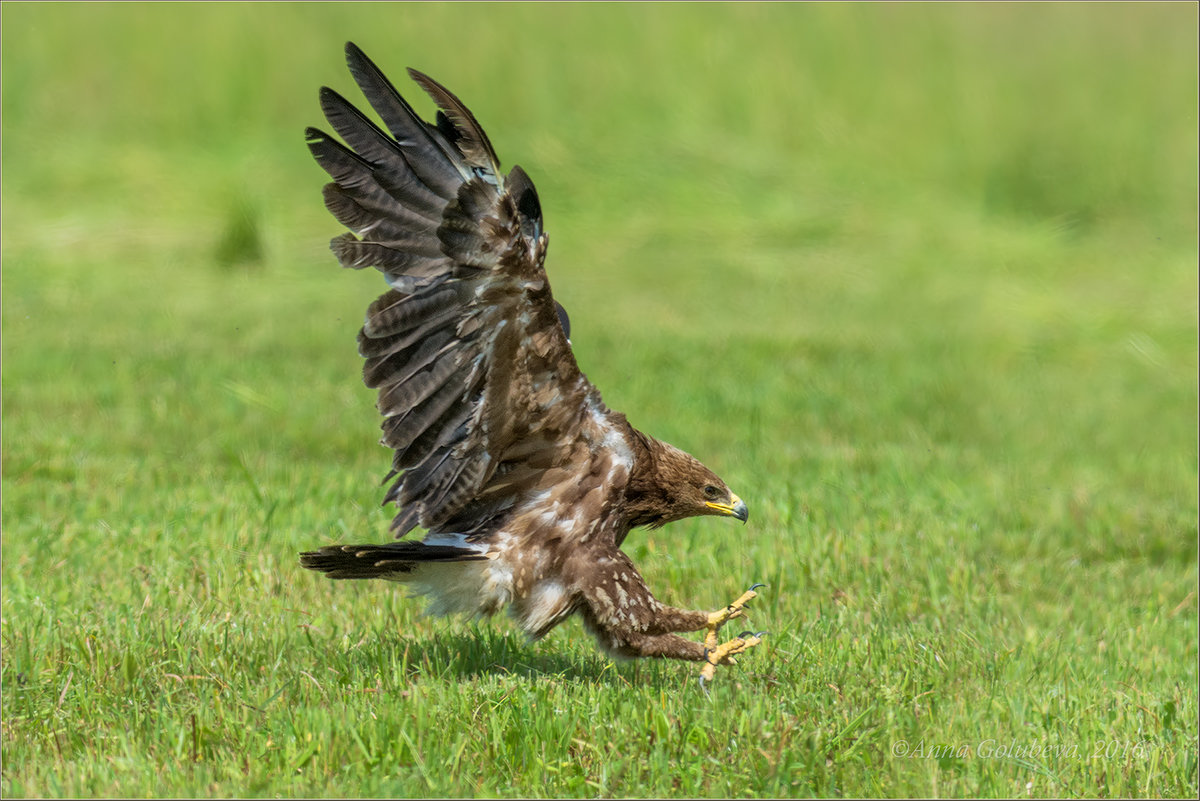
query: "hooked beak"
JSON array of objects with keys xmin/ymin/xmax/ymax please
[{"xmin": 705, "ymin": 493, "xmax": 749, "ymax": 523}]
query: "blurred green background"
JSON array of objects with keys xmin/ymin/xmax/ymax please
[{"xmin": 2, "ymin": 2, "xmax": 1197, "ymax": 797}]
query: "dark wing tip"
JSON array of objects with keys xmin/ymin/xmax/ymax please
[
  {"xmin": 555, "ymin": 301, "xmax": 571, "ymax": 341},
  {"xmin": 343, "ymin": 41, "xmax": 387, "ymax": 88},
  {"xmin": 405, "ymin": 66, "xmax": 435, "ymax": 88},
  {"xmin": 506, "ymin": 164, "xmax": 543, "ymax": 241},
  {"xmin": 405, "ymin": 67, "xmax": 500, "ymax": 171},
  {"xmin": 344, "ymin": 40, "xmax": 366, "ymax": 63}
]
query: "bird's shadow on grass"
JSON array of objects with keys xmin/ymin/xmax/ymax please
[{"xmin": 332, "ymin": 625, "xmax": 690, "ymax": 690}]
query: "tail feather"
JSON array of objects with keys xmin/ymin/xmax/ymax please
[{"xmin": 299, "ymin": 541, "xmax": 486, "ymax": 580}]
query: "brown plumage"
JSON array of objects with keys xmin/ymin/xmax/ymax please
[{"xmin": 300, "ymin": 43, "xmax": 763, "ymax": 684}]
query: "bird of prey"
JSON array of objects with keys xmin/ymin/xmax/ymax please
[{"xmin": 300, "ymin": 43, "xmax": 764, "ymax": 687}]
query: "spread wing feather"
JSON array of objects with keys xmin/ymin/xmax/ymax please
[
  {"xmin": 405, "ymin": 68, "xmax": 501, "ymax": 175},
  {"xmin": 344, "ymin": 45, "xmax": 471, "ymax": 191},
  {"xmin": 312, "ymin": 42, "xmax": 594, "ymax": 538}
]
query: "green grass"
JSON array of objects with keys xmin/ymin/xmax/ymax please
[{"xmin": 2, "ymin": 2, "xmax": 1197, "ymax": 797}]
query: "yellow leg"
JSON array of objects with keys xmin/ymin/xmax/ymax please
[
  {"xmin": 699, "ymin": 631, "xmax": 765, "ymax": 688},
  {"xmin": 703, "ymin": 584, "xmax": 763, "ymax": 650},
  {"xmin": 699, "ymin": 584, "xmax": 766, "ymax": 690}
]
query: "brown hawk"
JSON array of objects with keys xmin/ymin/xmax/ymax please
[{"xmin": 300, "ymin": 43, "xmax": 765, "ymax": 687}]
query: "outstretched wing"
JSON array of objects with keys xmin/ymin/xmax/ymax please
[{"xmin": 307, "ymin": 43, "xmax": 597, "ymax": 538}]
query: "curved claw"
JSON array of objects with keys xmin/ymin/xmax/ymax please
[{"xmin": 699, "ymin": 590, "xmax": 769, "ymax": 689}]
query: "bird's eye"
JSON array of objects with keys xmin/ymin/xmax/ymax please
[{"xmin": 703, "ymin": 485, "xmax": 721, "ymax": 500}]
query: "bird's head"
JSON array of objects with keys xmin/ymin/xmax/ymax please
[{"xmin": 623, "ymin": 437, "xmax": 748, "ymax": 529}]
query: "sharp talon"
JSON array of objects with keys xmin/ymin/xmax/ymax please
[
  {"xmin": 702, "ymin": 588, "xmax": 768, "ymax": 686},
  {"xmin": 755, "ymin": 631, "xmax": 768, "ymax": 638},
  {"xmin": 698, "ymin": 674, "xmax": 711, "ymax": 696}
]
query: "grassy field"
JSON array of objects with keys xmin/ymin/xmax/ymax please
[{"xmin": 2, "ymin": 2, "xmax": 1197, "ymax": 797}]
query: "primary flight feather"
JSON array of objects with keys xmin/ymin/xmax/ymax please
[{"xmin": 300, "ymin": 43, "xmax": 764, "ymax": 686}]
